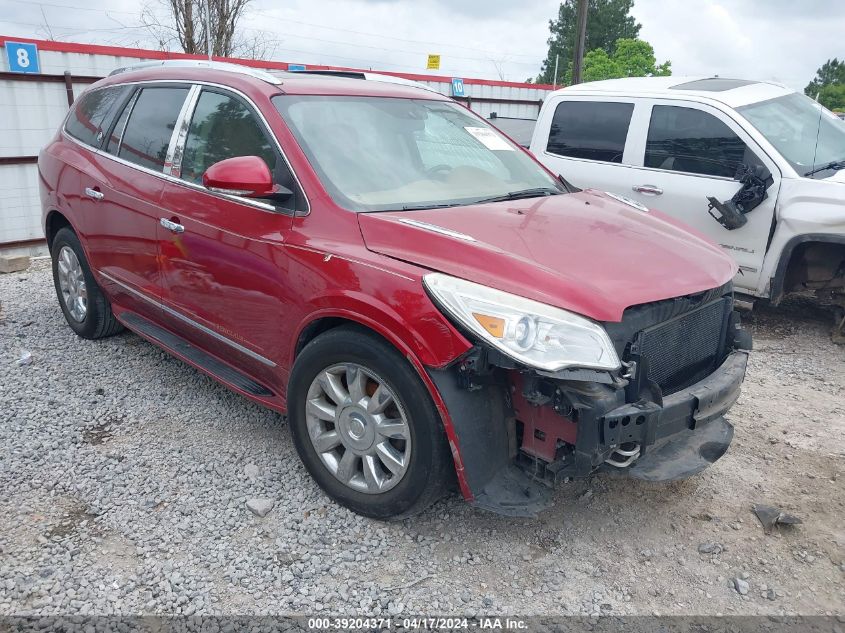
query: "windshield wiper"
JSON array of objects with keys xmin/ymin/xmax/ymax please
[
  {"xmin": 400, "ymin": 202, "xmax": 463, "ymax": 211},
  {"xmin": 397, "ymin": 187, "xmax": 562, "ymax": 211},
  {"xmin": 804, "ymin": 160, "xmax": 845, "ymax": 177},
  {"xmin": 472, "ymin": 187, "xmax": 563, "ymax": 205}
]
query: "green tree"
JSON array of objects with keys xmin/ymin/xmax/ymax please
[
  {"xmin": 817, "ymin": 84, "xmax": 845, "ymax": 112},
  {"xmin": 805, "ymin": 58, "xmax": 845, "ymax": 98},
  {"xmin": 582, "ymin": 49, "xmax": 618, "ymax": 82},
  {"xmin": 582, "ymin": 38, "xmax": 671, "ymax": 82},
  {"xmin": 537, "ymin": 0, "xmax": 641, "ymax": 84}
]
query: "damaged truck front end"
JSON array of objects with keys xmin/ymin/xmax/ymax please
[{"xmin": 428, "ymin": 280, "xmax": 751, "ymax": 517}]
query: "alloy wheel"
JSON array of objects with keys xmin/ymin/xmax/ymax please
[
  {"xmin": 57, "ymin": 246, "xmax": 88, "ymax": 322},
  {"xmin": 305, "ymin": 363, "xmax": 411, "ymax": 494}
]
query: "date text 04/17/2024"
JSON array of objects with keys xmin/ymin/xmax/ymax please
[{"xmin": 306, "ymin": 617, "xmax": 528, "ymax": 630}]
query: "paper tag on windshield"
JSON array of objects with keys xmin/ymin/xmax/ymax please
[{"xmin": 464, "ymin": 126, "xmax": 514, "ymax": 151}]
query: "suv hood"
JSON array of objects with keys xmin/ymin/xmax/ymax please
[{"xmin": 357, "ymin": 191, "xmax": 736, "ymax": 322}]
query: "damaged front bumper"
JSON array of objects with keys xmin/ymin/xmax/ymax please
[{"xmin": 429, "ymin": 349, "xmax": 748, "ymax": 518}]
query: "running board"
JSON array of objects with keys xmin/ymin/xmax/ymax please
[{"xmin": 120, "ymin": 312, "xmax": 274, "ymax": 397}]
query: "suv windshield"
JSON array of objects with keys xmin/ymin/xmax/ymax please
[
  {"xmin": 737, "ymin": 92, "xmax": 845, "ymax": 177},
  {"xmin": 273, "ymin": 96, "xmax": 563, "ymax": 211}
]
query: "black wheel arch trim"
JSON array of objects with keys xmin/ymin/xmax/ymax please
[
  {"xmin": 769, "ymin": 233, "xmax": 845, "ymax": 305},
  {"xmin": 44, "ymin": 209, "xmax": 74, "ymax": 248}
]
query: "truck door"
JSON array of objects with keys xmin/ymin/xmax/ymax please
[{"xmin": 624, "ymin": 100, "xmax": 780, "ymax": 293}]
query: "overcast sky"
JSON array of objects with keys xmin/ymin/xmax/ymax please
[{"xmin": 1, "ymin": 0, "xmax": 841, "ymax": 90}]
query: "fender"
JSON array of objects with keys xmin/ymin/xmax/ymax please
[
  {"xmin": 769, "ymin": 233, "xmax": 845, "ymax": 304},
  {"xmin": 42, "ymin": 209, "xmax": 105, "ymax": 285},
  {"xmin": 291, "ymin": 299, "xmax": 475, "ymax": 499}
]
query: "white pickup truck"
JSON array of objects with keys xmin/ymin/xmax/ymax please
[{"xmin": 529, "ymin": 76, "xmax": 845, "ymax": 340}]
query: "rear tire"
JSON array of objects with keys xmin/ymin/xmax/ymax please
[
  {"xmin": 288, "ymin": 326, "xmax": 453, "ymax": 519},
  {"xmin": 51, "ymin": 227, "xmax": 123, "ymax": 340}
]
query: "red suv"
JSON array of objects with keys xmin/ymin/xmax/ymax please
[{"xmin": 39, "ymin": 61, "xmax": 750, "ymax": 519}]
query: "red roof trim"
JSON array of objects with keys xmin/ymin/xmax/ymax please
[{"xmin": 0, "ymin": 35, "xmax": 557, "ymax": 91}]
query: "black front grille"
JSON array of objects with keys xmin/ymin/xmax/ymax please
[
  {"xmin": 636, "ymin": 298, "xmax": 729, "ymax": 394},
  {"xmin": 604, "ymin": 283, "xmax": 733, "ymax": 396}
]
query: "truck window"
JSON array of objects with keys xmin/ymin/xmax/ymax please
[
  {"xmin": 645, "ymin": 105, "xmax": 750, "ymax": 178},
  {"xmin": 546, "ymin": 101, "xmax": 634, "ymax": 163}
]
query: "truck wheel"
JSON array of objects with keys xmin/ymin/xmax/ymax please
[
  {"xmin": 51, "ymin": 227, "xmax": 123, "ymax": 340},
  {"xmin": 287, "ymin": 326, "xmax": 453, "ymax": 519}
]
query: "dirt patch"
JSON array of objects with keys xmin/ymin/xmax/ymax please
[
  {"xmin": 82, "ymin": 416, "xmax": 123, "ymax": 446},
  {"xmin": 44, "ymin": 503, "xmax": 100, "ymax": 540}
]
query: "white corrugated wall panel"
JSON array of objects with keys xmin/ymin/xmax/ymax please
[
  {"xmin": 0, "ymin": 164, "xmax": 42, "ymax": 243},
  {"xmin": 37, "ymin": 50, "xmax": 148, "ymax": 77},
  {"xmin": 0, "ymin": 76, "xmax": 93, "ymax": 244},
  {"xmin": 0, "ymin": 79, "xmax": 89, "ymax": 156}
]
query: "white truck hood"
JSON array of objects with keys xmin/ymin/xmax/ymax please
[{"xmin": 824, "ymin": 170, "xmax": 845, "ymax": 184}]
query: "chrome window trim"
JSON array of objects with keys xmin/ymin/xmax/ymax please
[
  {"xmin": 615, "ymin": 163, "xmax": 739, "ymax": 183},
  {"xmin": 111, "ymin": 88, "xmax": 140, "ymax": 156},
  {"xmin": 62, "ymin": 131, "xmax": 280, "ymax": 214},
  {"xmin": 164, "ymin": 84, "xmax": 201, "ymax": 177},
  {"xmin": 542, "ymin": 150, "xmax": 634, "ymax": 168},
  {"xmin": 61, "ymin": 78, "xmax": 310, "ymax": 216},
  {"xmin": 98, "ymin": 270, "xmax": 277, "ymax": 368}
]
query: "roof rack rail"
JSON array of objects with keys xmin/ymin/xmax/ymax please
[
  {"xmin": 285, "ymin": 69, "xmax": 436, "ymax": 92},
  {"xmin": 291, "ymin": 70, "xmax": 368, "ymax": 80},
  {"xmin": 109, "ymin": 59, "xmax": 283, "ymax": 85}
]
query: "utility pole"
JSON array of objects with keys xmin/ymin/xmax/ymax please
[
  {"xmin": 571, "ymin": 0, "xmax": 588, "ymax": 85},
  {"xmin": 205, "ymin": 0, "xmax": 212, "ymax": 60},
  {"xmin": 552, "ymin": 54, "xmax": 559, "ymax": 89}
]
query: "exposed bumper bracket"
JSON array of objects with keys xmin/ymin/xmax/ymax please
[{"xmin": 621, "ymin": 416, "xmax": 734, "ymax": 482}]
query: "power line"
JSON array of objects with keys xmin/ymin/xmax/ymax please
[
  {"xmin": 236, "ymin": 25, "xmax": 539, "ymax": 67},
  {"xmin": 1, "ymin": 2, "xmax": 544, "ymax": 79},
  {"xmin": 251, "ymin": 11, "xmax": 541, "ymax": 60},
  {"xmin": 5, "ymin": 0, "xmax": 543, "ymax": 63},
  {"xmin": 0, "ymin": 19, "xmax": 149, "ymax": 34},
  {"xmin": 0, "ymin": 19, "xmax": 526, "ymax": 75},
  {"xmin": 4, "ymin": 0, "xmax": 141, "ymax": 16}
]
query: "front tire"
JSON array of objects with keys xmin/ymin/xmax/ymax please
[
  {"xmin": 288, "ymin": 326, "xmax": 453, "ymax": 519},
  {"xmin": 51, "ymin": 227, "xmax": 123, "ymax": 340}
]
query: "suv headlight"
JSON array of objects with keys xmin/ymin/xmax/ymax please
[{"xmin": 424, "ymin": 273, "xmax": 620, "ymax": 372}]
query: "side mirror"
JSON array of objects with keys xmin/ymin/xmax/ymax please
[{"xmin": 203, "ymin": 156, "xmax": 276, "ymax": 198}]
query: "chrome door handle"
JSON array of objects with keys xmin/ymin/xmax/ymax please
[
  {"xmin": 160, "ymin": 218, "xmax": 185, "ymax": 234},
  {"xmin": 632, "ymin": 184, "xmax": 663, "ymax": 195},
  {"xmin": 84, "ymin": 187, "xmax": 104, "ymax": 201}
]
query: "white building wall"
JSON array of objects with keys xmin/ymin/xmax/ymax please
[{"xmin": 0, "ymin": 73, "xmax": 96, "ymax": 246}]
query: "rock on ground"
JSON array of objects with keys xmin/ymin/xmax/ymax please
[{"xmin": 246, "ymin": 498, "xmax": 275, "ymax": 518}]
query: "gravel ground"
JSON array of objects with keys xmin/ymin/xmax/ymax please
[{"xmin": 0, "ymin": 262, "xmax": 843, "ymax": 617}]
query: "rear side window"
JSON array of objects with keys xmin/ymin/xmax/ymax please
[
  {"xmin": 117, "ymin": 87, "xmax": 189, "ymax": 171},
  {"xmin": 645, "ymin": 105, "xmax": 749, "ymax": 178},
  {"xmin": 179, "ymin": 90, "xmax": 276, "ymax": 184},
  {"xmin": 65, "ymin": 86, "xmax": 129, "ymax": 147},
  {"xmin": 546, "ymin": 101, "xmax": 634, "ymax": 163}
]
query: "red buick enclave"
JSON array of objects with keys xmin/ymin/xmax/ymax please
[{"xmin": 39, "ymin": 60, "xmax": 750, "ymax": 518}]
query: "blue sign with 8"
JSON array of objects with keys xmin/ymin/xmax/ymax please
[{"xmin": 5, "ymin": 41, "xmax": 41, "ymax": 74}]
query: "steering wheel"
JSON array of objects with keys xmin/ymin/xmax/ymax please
[{"xmin": 425, "ymin": 164, "xmax": 453, "ymax": 179}]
